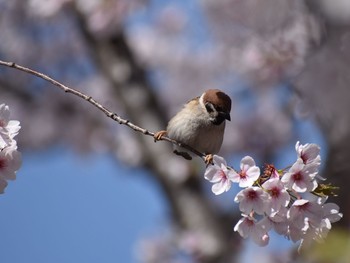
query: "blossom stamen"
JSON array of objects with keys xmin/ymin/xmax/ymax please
[
  {"xmin": 270, "ymin": 187, "xmax": 279, "ymax": 198},
  {"xmin": 247, "ymin": 189, "xmax": 257, "ymax": 200},
  {"xmin": 293, "ymin": 172, "xmax": 302, "ymax": 181}
]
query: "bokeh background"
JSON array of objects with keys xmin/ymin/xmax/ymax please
[{"xmin": 1, "ymin": 0, "xmax": 350, "ymax": 262}]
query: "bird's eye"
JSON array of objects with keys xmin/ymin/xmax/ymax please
[{"xmin": 205, "ymin": 103, "xmax": 215, "ymax": 113}]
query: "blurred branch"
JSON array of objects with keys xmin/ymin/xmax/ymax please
[{"xmin": 0, "ymin": 59, "xmax": 206, "ymax": 160}]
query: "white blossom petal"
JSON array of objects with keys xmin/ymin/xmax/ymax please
[{"xmin": 204, "ymin": 155, "xmax": 233, "ymax": 195}]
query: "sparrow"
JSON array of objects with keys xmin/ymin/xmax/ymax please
[{"xmin": 154, "ymin": 89, "xmax": 231, "ymax": 164}]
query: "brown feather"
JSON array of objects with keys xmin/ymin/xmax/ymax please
[{"xmin": 203, "ymin": 89, "xmax": 231, "ymax": 114}]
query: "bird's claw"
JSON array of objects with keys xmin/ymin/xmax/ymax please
[
  {"xmin": 154, "ymin": 130, "xmax": 167, "ymax": 142},
  {"xmin": 204, "ymin": 154, "xmax": 214, "ymax": 166}
]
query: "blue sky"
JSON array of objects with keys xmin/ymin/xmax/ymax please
[{"xmin": 0, "ymin": 148, "xmax": 167, "ymax": 263}]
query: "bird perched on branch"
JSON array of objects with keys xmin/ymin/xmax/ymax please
[{"xmin": 154, "ymin": 89, "xmax": 231, "ymax": 164}]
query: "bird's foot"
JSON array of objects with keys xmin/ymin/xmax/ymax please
[
  {"xmin": 154, "ymin": 130, "xmax": 167, "ymax": 142},
  {"xmin": 204, "ymin": 154, "xmax": 214, "ymax": 166}
]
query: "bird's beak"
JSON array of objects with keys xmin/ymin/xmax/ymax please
[{"xmin": 222, "ymin": 112, "xmax": 231, "ymax": 121}]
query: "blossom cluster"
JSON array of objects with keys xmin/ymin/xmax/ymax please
[
  {"xmin": 204, "ymin": 142, "xmax": 342, "ymax": 249},
  {"xmin": 0, "ymin": 104, "xmax": 21, "ymax": 193}
]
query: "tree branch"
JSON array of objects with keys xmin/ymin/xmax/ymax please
[{"xmin": 0, "ymin": 59, "xmax": 206, "ymax": 161}]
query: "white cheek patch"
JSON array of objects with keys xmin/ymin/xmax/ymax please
[
  {"xmin": 199, "ymin": 93, "xmax": 206, "ymax": 111},
  {"xmin": 199, "ymin": 93, "xmax": 213, "ymax": 120}
]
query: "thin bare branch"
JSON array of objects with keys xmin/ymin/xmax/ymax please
[{"xmin": 0, "ymin": 59, "xmax": 206, "ymax": 161}]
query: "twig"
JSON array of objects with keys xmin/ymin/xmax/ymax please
[{"xmin": 0, "ymin": 60, "xmax": 206, "ymax": 161}]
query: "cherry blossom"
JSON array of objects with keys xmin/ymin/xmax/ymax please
[
  {"xmin": 262, "ymin": 177, "xmax": 290, "ymax": 215},
  {"xmin": 322, "ymin": 202, "xmax": 343, "ymax": 223},
  {"xmin": 0, "ymin": 145, "xmax": 22, "ymax": 181},
  {"xmin": 295, "ymin": 141, "xmax": 321, "ymax": 166},
  {"xmin": 259, "ymin": 206, "xmax": 289, "ymax": 236},
  {"xmin": 288, "ymin": 199, "xmax": 324, "ymax": 227},
  {"xmin": 287, "ymin": 220, "xmax": 306, "ymax": 243},
  {"xmin": 287, "ymin": 199, "xmax": 325, "ymax": 245},
  {"xmin": 234, "ymin": 214, "xmax": 269, "ymax": 246},
  {"xmin": 234, "ymin": 186, "xmax": 269, "ymax": 215},
  {"xmin": 281, "ymin": 158, "xmax": 318, "ymax": 192},
  {"xmin": 287, "ymin": 198, "xmax": 342, "ymax": 250},
  {"xmin": 204, "ymin": 155, "xmax": 236, "ymax": 195},
  {"xmin": 0, "ymin": 104, "xmax": 10, "ymax": 128},
  {"xmin": 0, "ymin": 145, "xmax": 22, "ymax": 193},
  {"xmin": 230, "ymin": 156, "xmax": 260, "ymax": 188},
  {"xmin": 0, "ymin": 104, "xmax": 22, "ymax": 193},
  {"xmin": 0, "ymin": 104, "xmax": 21, "ymax": 148},
  {"xmin": 206, "ymin": 143, "xmax": 341, "ymax": 247}
]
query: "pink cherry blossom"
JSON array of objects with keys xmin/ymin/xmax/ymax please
[
  {"xmin": 231, "ymin": 156, "xmax": 260, "ymax": 188},
  {"xmin": 288, "ymin": 221, "xmax": 306, "ymax": 243},
  {"xmin": 0, "ymin": 145, "xmax": 22, "ymax": 181},
  {"xmin": 260, "ymin": 206, "xmax": 289, "ymax": 236},
  {"xmin": 0, "ymin": 104, "xmax": 21, "ymax": 148},
  {"xmin": 5, "ymin": 120, "xmax": 21, "ymax": 139},
  {"xmin": 305, "ymin": 218, "xmax": 331, "ymax": 244},
  {"xmin": 0, "ymin": 104, "xmax": 10, "ymax": 128},
  {"xmin": 262, "ymin": 178, "xmax": 290, "ymax": 215},
  {"xmin": 295, "ymin": 141, "xmax": 321, "ymax": 166},
  {"xmin": 288, "ymin": 199, "xmax": 324, "ymax": 231},
  {"xmin": 297, "ymin": 200, "xmax": 342, "ymax": 251},
  {"xmin": 234, "ymin": 186, "xmax": 269, "ymax": 215},
  {"xmin": 234, "ymin": 214, "xmax": 269, "ymax": 246},
  {"xmin": 0, "ymin": 104, "xmax": 22, "ymax": 193},
  {"xmin": 297, "ymin": 216, "xmax": 335, "ymax": 251},
  {"xmin": 203, "ymin": 141, "xmax": 340, "ymax": 248},
  {"xmin": 204, "ymin": 155, "xmax": 235, "ymax": 195},
  {"xmin": 281, "ymin": 158, "xmax": 318, "ymax": 192},
  {"xmin": 285, "ymin": 198, "xmax": 343, "ymax": 248},
  {"xmin": 0, "ymin": 145, "xmax": 22, "ymax": 193},
  {"xmin": 322, "ymin": 202, "xmax": 343, "ymax": 223}
]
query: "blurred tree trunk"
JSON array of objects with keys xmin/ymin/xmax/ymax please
[
  {"xmin": 71, "ymin": 4, "xmax": 240, "ymax": 263},
  {"xmin": 294, "ymin": 4, "xmax": 350, "ymax": 226}
]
